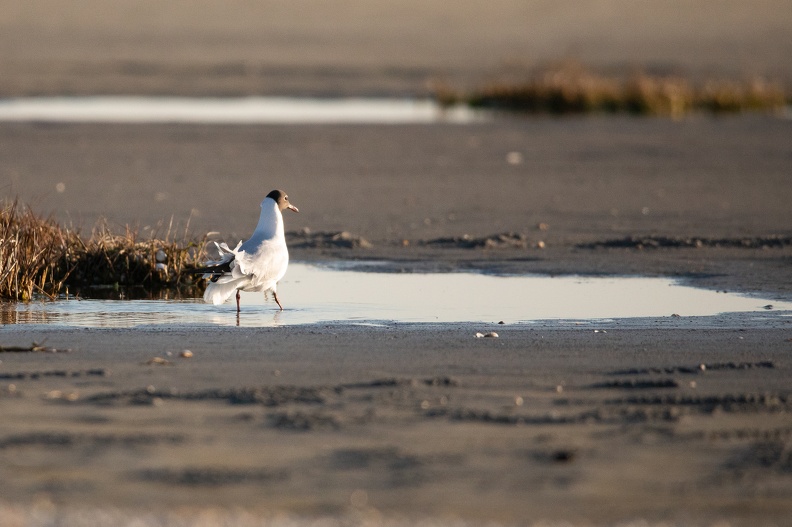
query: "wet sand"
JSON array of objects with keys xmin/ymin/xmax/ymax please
[
  {"xmin": 1, "ymin": 322, "xmax": 792, "ymax": 526},
  {"xmin": 2, "ymin": 1, "xmax": 792, "ymax": 525}
]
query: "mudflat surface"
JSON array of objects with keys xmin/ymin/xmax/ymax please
[{"xmin": 1, "ymin": 322, "xmax": 792, "ymax": 526}]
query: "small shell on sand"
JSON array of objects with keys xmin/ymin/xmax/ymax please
[{"xmin": 143, "ymin": 357, "xmax": 172, "ymax": 366}]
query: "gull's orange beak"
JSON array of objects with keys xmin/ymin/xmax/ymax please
[{"xmin": 287, "ymin": 204, "xmax": 299, "ymax": 213}]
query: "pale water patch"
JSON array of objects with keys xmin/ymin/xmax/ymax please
[
  {"xmin": 0, "ymin": 97, "xmax": 481, "ymax": 124},
  {"xmin": 2, "ymin": 263, "xmax": 790, "ymax": 328}
]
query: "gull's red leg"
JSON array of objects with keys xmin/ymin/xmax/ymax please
[{"xmin": 273, "ymin": 291, "xmax": 284, "ymax": 311}]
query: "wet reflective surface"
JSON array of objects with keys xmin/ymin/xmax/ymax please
[
  {"xmin": 2, "ymin": 263, "xmax": 790, "ymax": 328},
  {"xmin": 0, "ymin": 97, "xmax": 482, "ymax": 124}
]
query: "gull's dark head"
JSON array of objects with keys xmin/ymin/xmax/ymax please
[{"xmin": 266, "ymin": 189, "xmax": 299, "ymax": 213}]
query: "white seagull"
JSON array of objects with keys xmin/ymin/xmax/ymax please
[{"xmin": 189, "ymin": 189, "xmax": 299, "ymax": 312}]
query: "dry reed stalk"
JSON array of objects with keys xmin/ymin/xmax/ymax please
[{"xmin": 0, "ymin": 200, "xmax": 76, "ymax": 300}]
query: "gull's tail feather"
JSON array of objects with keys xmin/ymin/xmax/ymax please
[
  {"xmin": 203, "ymin": 276, "xmax": 247, "ymax": 305},
  {"xmin": 182, "ymin": 261, "xmax": 233, "ymax": 276},
  {"xmin": 183, "ymin": 241, "xmax": 243, "ymax": 284}
]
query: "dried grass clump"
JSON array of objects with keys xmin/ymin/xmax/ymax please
[
  {"xmin": 468, "ymin": 62, "xmax": 624, "ymax": 115},
  {"xmin": 65, "ymin": 221, "xmax": 209, "ymax": 297},
  {"xmin": 443, "ymin": 61, "xmax": 788, "ymax": 117},
  {"xmin": 622, "ymin": 74, "xmax": 694, "ymax": 117},
  {"xmin": 0, "ymin": 200, "xmax": 77, "ymax": 300},
  {"xmin": 0, "ymin": 200, "xmax": 209, "ymax": 301},
  {"xmin": 697, "ymin": 78, "xmax": 787, "ymax": 113}
]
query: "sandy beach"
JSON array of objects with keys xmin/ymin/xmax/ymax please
[
  {"xmin": 0, "ymin": 321, "xmax": 791, "ymax": 527},
  {"xmin": 2, "ymin": 2, "xmax": 792, "ymax": 525}
]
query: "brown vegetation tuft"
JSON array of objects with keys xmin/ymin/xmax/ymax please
[
  {"xmin": 0, "ymin": 200, "xmax": 208, "ymax": 301},
  {"xmin": 437, "ymin": 61, "xmax": 788, "ymax": 117}
]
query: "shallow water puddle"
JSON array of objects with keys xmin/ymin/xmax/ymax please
[
  {"xmin": 2, "ymin": 263, "xmax": 790, "ymax": 328},
  {"xmin": 0, "ymin": 97, "xmax": 481, "ymax": 124}
]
